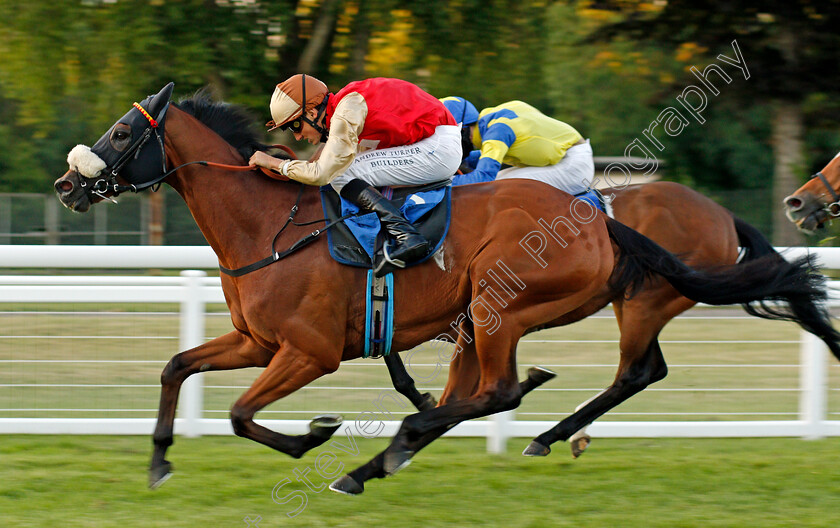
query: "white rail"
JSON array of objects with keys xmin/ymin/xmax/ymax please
[
  {"xmin": 2, "ymin": 245, "xmax": 838, "ymax": 269},
  {"xmin": 1, "ymin": 245, "xmax": 839, "ymax": 450}
]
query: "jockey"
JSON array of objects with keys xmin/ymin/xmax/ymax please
[
  {"xmin": 251, "ymin": 75, "xmax": 461, "ymax": 271},
  {"xmin": 440, "ymin": 97, "xmax": 594, "ymax": 195}
]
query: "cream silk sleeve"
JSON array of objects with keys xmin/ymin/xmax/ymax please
[{"xmin": 283, "ymin": 92, "xmax": 368, "ymax": 186}]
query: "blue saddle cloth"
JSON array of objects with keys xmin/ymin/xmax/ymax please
[
  {"xmin": 573, "ymin": 189, "xmax": 606, "ymax": 213},
  {"xmin": 319, "ymin": 182, "xmax": 452, "ymax": 268}
]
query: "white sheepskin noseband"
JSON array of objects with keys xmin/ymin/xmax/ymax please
[{"xmin": 67, "ymin": 144, "xmax": 107, "ymax": 179}]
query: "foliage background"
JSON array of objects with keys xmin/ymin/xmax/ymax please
[{"xmin": 1, "ymin": 0, "xmax": 839, "ymax": 243}]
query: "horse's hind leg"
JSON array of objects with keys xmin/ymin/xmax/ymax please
[
  {"xmin": 524, "ymin": 337, "xmax": 667, "ymax": 457},
  {"xmin": 525, "ymin": 291, "xmax": 692, "ymax": 457},
  {"xmin": 229, "ymin": 342, "xmax": 342, "ymax": 458},
  {"xmin": 150, "ymin": 330, "xmax": 273, "ymax": 488},
  {"xmin": 331, "ymin": 325, "xmax": 526, "ymax": 494},
  {"xmin": 564, "ymin": 290, "xmax": 696, "ymax": 457}
]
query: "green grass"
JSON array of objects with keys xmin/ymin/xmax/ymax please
[{"xmin": 1, "ymin": 435, "xmax": 839, "ymax": 527}]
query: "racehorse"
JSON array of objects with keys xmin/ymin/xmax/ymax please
[
  {"xmin": 784, "ymin": 151, "xmax": 840, "ymax": 233},
  {"xmin": 54, "ymin": 84, "xmax": 830, "ymax": 494},
  {"xmin": 385, "ymin": 180, "xmax": 840, "ymax": 458}
]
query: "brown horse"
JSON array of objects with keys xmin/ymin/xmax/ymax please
[
  {"xmin": 385, "ymin": 180, "xmax": 840, "ymax": 458},
  {"xmin": 784, "ymin": 151, "xmax": 840, "ymax": 233},
  {"xmin": 53, "ymin": 84, "xmax": 829, "ymax": 494}
]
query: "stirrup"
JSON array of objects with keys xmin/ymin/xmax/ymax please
[
  {"xmin": 381, "ymin": 240, "xmax": 407, "ymax": 269},
  {"xmin": 373, "ymin": 241, "xmax": 405, "ymax": 278}
]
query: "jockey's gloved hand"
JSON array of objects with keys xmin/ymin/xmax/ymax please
[
  {"xmin": 464, "ymin": 150, "xmax": 480, "ymax": 170},
  {"xmin": 249, "ymin": 151, "xmax": 287, "ymax": 174}
]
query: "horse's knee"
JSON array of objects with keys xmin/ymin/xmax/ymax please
[
  {"xmin": 161, "ymin": 351, "xmax": 207, "ymax": 386},
  {"xmin": 160, "ymin": 354, "xmax": 186, "ymax": 385},
  {"xmin": 230, "ymin": 406, "xmax": 252, "ymax": 437}
]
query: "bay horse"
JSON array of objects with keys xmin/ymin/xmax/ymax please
[
  {"xmin": 54, "ymin": 84, "xmax": 830, "ymax": 494},
  {"xmin": 385, "ymin": 180, "xmax": 840, "ymax": 459}
]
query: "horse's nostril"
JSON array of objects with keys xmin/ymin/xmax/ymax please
[
  {"xmin": 56, "ymin": 180, "xmax": 73, "ymax": 193},
  {"xmin": 785, "ymin": 197, "xmax": 803, "ymax": 209}
]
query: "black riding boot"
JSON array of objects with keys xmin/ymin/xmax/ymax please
[{"xmin": 340, "ymin": 179, "xmax": 430, "ymax": 271}]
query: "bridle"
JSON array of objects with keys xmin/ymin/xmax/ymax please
[
  {"xmin": 75, "ymin": 91, "xmax": 352, "ymax": 277},
  {"xmin": 810, "ymin": 171, "xmax": 840, "ymax": 217},
  {"xmin": 78, "ymin": 101, "xmax": 171, "ymax": 202},
  {"xmin": 77, "ymin": 100, "xmax": 296, "ymax": 204}
]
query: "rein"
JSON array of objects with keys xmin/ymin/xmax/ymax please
[{"xmin": 108, "ymin": 144, "xmax": 297, "ymax": 195}]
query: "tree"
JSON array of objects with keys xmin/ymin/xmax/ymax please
[{"xmin": 590, "ymin": 0, "xmax": 840, "ymax": 244}]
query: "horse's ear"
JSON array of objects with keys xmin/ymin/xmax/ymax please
[{"xmin": 148, "ymin": 82, "xmax": 175, "ymax": 117}]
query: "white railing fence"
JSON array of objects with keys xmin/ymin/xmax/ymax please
[{"xmin": 1, "ymin": 245, "xmax": 839, "ymax": 452}]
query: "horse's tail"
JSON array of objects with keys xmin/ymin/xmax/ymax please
[
  {"xmin": 732, "ymin": 215, "xmax": 840, "ymax": 360},
  {"xmin": 605, "ymin": 217, "xmax": 840, "ymax": 359}
]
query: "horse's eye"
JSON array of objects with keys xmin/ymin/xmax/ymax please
[{"xmin": 110, "ymin": 127, "xmax": 131, "ymax": 151}]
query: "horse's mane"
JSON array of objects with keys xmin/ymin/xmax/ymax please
[{"xmin": 175, "ymin": 88, "xmax": 286, "ymax": 161}]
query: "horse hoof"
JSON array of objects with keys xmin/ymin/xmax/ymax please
[
  {"xmin": 329, "ymin": 475, "xmax": 364, "ymax": 495},
  {"xmin": 527, "ymin": 366, "xmax": 557, "ymax": 385},
  {"xmin": 571, "ymin": 435, "xmax": 591, "ymax": 458},
  {"xmin": 522, "ymin": 441, "xmax": 551, "ymax": 457},
  {"xmin": 383, "ymin": 450, "xmax": 414, "ymax": 475},
  {"xmin": 149, "ymin": 461, "xmax": 173, "ymax": 489},
  {"xmin": 418, "ymin": 392, "xmax": 438, "ymax": 412},
  {"xmin": 309, "ymin": 414, "xmax": 343, "ymax": 439}
]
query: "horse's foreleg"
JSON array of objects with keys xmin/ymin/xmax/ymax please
[
  {"xmin": 229, "ymin": 343, "xmax": 341, "ymax": 458},
  {"xmin": 150, "ymin": 330, "xmax": 272, "ymax": 488},
  {"xmin": 384, "ymin": 353, "xmax": 437, "ymax": 411}
]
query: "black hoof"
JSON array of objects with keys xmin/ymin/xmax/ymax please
[
  {"xmin": 329, "ymin": 475, "xmax": 364, "ymax": 495},
  {"xmin": 149, "ymin": 461, "xmax": 172, "ymax": 489},
  {"xmin": 522, "ymin": 440, "xmax": 551, "ymax": 457},
  {"xmin": 309, "ymin": 414, "xmax": 343, "ymax": 439},
  {"xmin": 383, "ymin": 450, "xmax": 414, "ymax": 475},
  {"xmin": 527, "ymin": 366, "xmax": 557, "ymax": 385},
  {"xmin": 417, "ymin": 392, "xmax": 437, "ymax": 412}
]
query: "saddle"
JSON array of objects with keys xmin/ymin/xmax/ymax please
[{"xmin": 319, "ymin": 181, "xmax": 452, "ymax": 272}]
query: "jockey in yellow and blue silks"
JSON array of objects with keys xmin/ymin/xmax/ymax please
[{"xmin": 440, "ymin": 97, "xmax": 594, "ymax": 195}]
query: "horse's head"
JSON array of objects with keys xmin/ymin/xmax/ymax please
[
  {"xmin": 54, "ymin": 83, "xmax": 175, "ymax": 212},
  {"xmin": 783, "ymin": 152, "xmax": 840, "ymax": 233}
]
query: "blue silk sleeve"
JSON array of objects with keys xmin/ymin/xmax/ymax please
[{"xmin": 452, "ymin": 157, "xmax": 501, "ymax": 186}]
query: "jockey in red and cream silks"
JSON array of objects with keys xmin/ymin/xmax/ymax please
[{"xmin": 250, "ymin": 75, "xmax": 461, "ymax": 272}]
